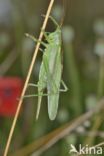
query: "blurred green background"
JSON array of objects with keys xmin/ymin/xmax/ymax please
[{"xmin": 0, "ymin": 0, "xmax": 104, "ymax": 156}]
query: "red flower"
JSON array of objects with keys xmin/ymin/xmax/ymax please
[{"xmin": 0, "ymin": 77, "xmax": 23, "ymax": 117}]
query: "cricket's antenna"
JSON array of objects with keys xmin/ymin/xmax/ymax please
[{"xmin": 60, "ymin": 0, "xmax": 66, "ymax": 27}]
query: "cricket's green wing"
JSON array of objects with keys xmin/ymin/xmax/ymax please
[
  {"xmin": 48, "ymin": 47, "xmax": 62, "ymax": 120},
  {"xmin": 45, "ymin": 45, "xmax": 62, "ymax": 120}
]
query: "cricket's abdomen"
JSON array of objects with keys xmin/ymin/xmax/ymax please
[{"xmin": 46, "ymin": 44, "xmax": 62, "ymax": 120}]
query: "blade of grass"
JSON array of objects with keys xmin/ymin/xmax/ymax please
[{"xmin": 0, "ymin": 49, "xmax": 18, "ymax": 75}]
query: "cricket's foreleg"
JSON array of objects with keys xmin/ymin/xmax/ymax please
[
  {"xmin": 42, "ymin": 14, "xmax": 59, "ymax": 27},
  {"xmin": 48, "ymin": 16, "xmax": 59, "ymax": 27},
  {"xmin": 25, "ymin": 33, "xmax": 46, "ymax": 47},
  {"xmin": 60, "ymin": 80, "xmax": 68, "ymax": 92}
]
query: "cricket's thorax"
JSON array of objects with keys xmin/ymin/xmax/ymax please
[{"xmin": 45, "ymin": 29, "xmax": 61, "ymax": 75}]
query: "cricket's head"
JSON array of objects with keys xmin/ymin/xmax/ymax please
[{"xmin": 48, "ymin": 29, "xmax": 61, "ymax": 45}]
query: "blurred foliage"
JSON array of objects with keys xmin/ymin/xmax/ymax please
[{"xmin": 0, "ymin": 0, "xmax": 104, "ymax": 156}]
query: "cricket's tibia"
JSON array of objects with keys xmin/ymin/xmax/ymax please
[{"xmin": 36, "ymin": 96, "xmax": 42, "ymax": 120}]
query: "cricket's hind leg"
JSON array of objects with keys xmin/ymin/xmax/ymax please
[
  {"xmin": 22, "ymin": 83, "xmax": 50, "ymax": 98},
  {"xmin": 21, "ymin": 83, "xmax": 49, "ymax": 120}
]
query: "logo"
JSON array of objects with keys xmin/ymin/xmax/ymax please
[{"xmin": 69, "ymin": 144, "xmax": 102, "ymax": 155}]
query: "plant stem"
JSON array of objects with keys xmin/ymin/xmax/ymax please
[
  {"xmin": 64, "ymin": 43, "xmax": 82, "ymax": 115},
  {"xmin": 84, "ymin": 56, "xmax": 104, "ymax": 146},
  {"xmin": 97, "ymin": 56, "xmax": 104, "ymax": 98}
]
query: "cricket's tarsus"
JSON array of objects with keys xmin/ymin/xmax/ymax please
[{"xmin": 25, "ymin": 33, "xmax": 47, "ymax": 47}]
